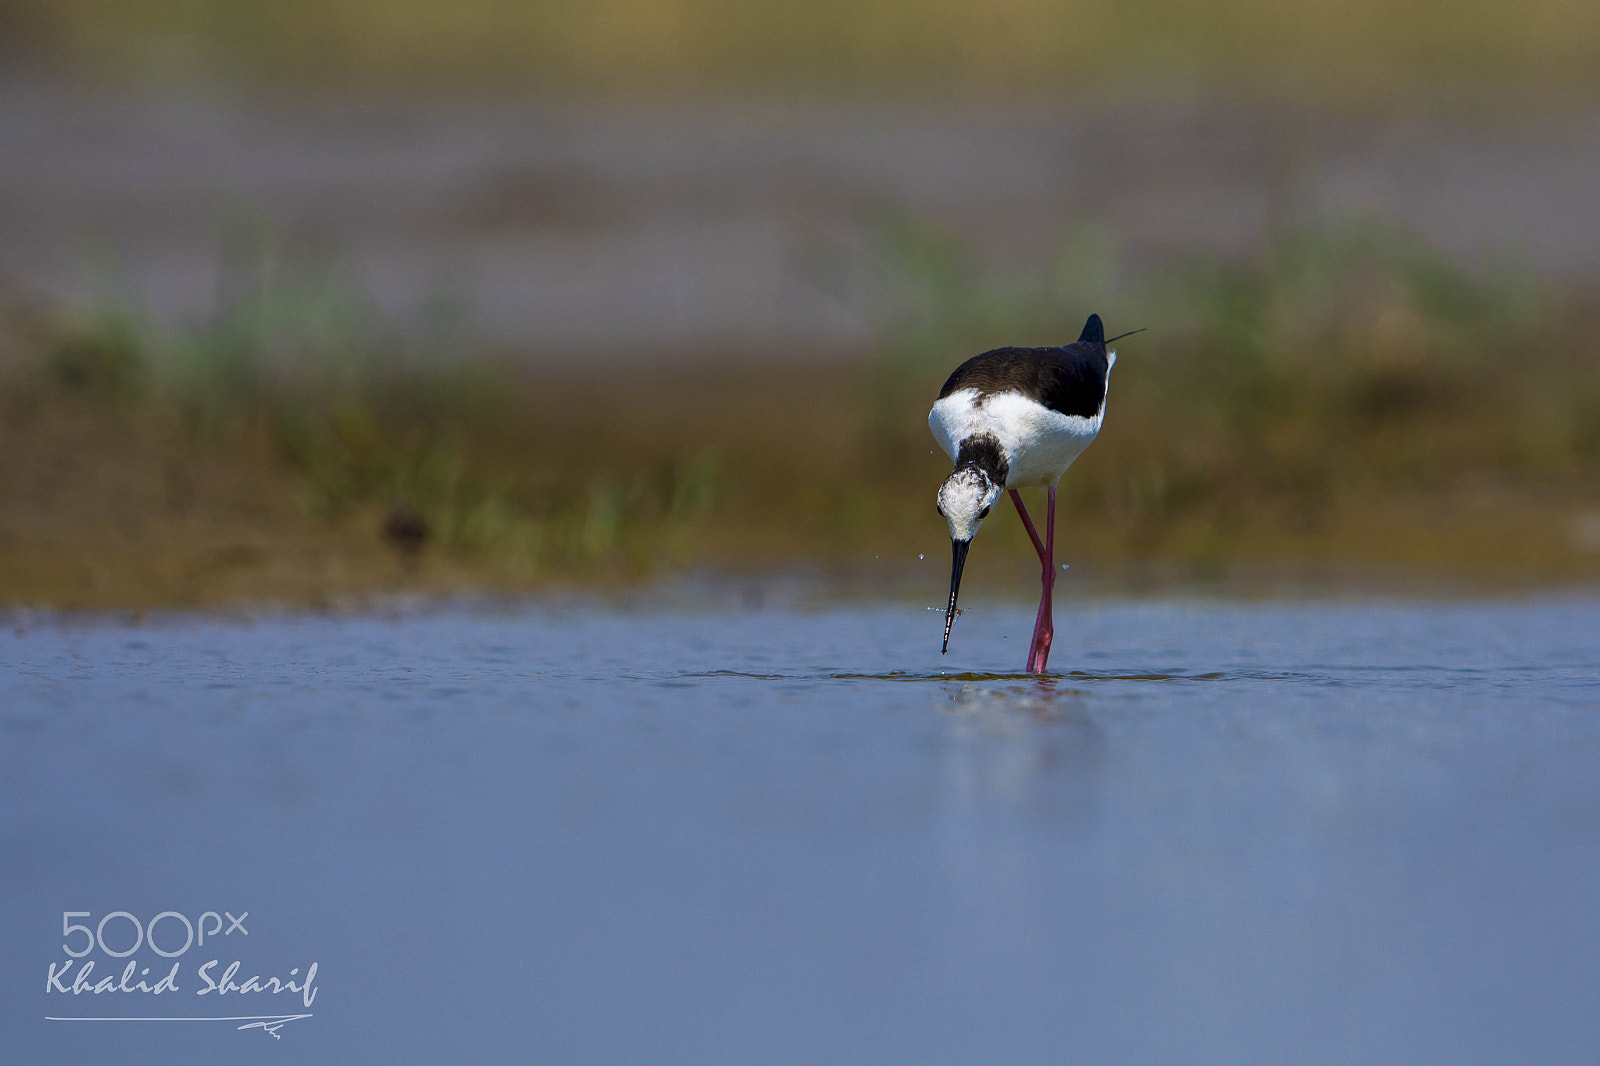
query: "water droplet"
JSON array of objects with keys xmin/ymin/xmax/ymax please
[
  {"xmin": 1061, "ymin": 563, "xmax": 1070, "ymax": 570},
  {"xmin": 919, "ymin": 554, "xmax": 925, "ymax": 560}
]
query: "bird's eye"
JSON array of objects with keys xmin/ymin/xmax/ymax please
[{"xmin": 977, "ymin": 506, "xmax": 990, "ymax": 519}]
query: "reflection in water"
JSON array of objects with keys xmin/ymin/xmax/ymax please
[
  {"xmin": 3, "ymin": 599, "xmax": 1600, "ymax": 1065},
  {"xmin": 938, "ymin": 679, "xmax": 1104, "ymax": 806},
  {"xmin": 935, "ymin": 682, "xmax": 1105, "ymax": 967}
]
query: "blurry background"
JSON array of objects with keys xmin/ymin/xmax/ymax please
[{"xmin": 2, "ymin": 0, "xmax": 1599, "ymax": 606}]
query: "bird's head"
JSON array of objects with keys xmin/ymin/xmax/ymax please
[
  {"xmin": 936, "ymin": 466, "xmax": 1001, "ymax": 654},
  {"xmin": 936, "ymin": 465, "xmax": 1001, "ymax": 544}
]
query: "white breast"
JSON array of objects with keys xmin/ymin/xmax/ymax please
[{"xmin": 929, "ymin": 376, "xmax": 1109, "ymax": 489}]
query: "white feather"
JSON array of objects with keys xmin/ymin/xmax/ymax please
[{"xmin": 927, "ymin": 362, "xmax": 1111, "ymax": 489}]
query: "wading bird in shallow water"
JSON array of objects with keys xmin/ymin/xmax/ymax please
[{"xmin": 930, "ymin": 314, "xmax": 1138, "ymax": 673}]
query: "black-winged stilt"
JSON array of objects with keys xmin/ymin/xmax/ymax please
[{"xmin": 929, "ymin": 313, "xmax": 1138, "ymax": 673}]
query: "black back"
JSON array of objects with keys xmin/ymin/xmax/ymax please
[
  {"xmin": 936, "ymin": 314, "xmax": 1113, "ymax": 418},
  {"xmin": 954, "ymin": 433, "xmax": 1009, "ymax": 485}
]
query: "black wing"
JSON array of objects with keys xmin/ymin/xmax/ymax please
[{"xmin": 936, "ymin": 341, "xmax": 1109, "ymax": 419}]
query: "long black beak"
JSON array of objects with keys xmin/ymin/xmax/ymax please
[{"xmin": 942, "ymin": 538, "xmax": 971, "ymax": 654}]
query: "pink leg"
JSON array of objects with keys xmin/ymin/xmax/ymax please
[
  {"xmin": 1009, "ymin": 489, "xmax": 1045, "ymax": 558},
  {"xmin": 1009, "ymin": 487, "xmax": 1056, "ymax": 673}
]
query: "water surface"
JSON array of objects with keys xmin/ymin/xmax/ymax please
[{"xmin": 3, "ymin": 598, "xmax": 1599, "ymax": 1063}]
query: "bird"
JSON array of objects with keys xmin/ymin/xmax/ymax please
[{"xmin": 929, "ymin": 313, "xmax": 1138, "ymax": 673}]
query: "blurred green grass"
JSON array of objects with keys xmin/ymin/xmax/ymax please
[
  {"xmin": 2, "ymin": 215, "xmax": 1599, "ymax": 607},
  {"xmin": 5, "ymin": 0, "xmax": 1599, "ymax": 100}
]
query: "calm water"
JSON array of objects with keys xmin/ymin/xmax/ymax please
[{"xmin": 3, "ymin": 597, "xmax": 1599, "ymax": 1064}]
